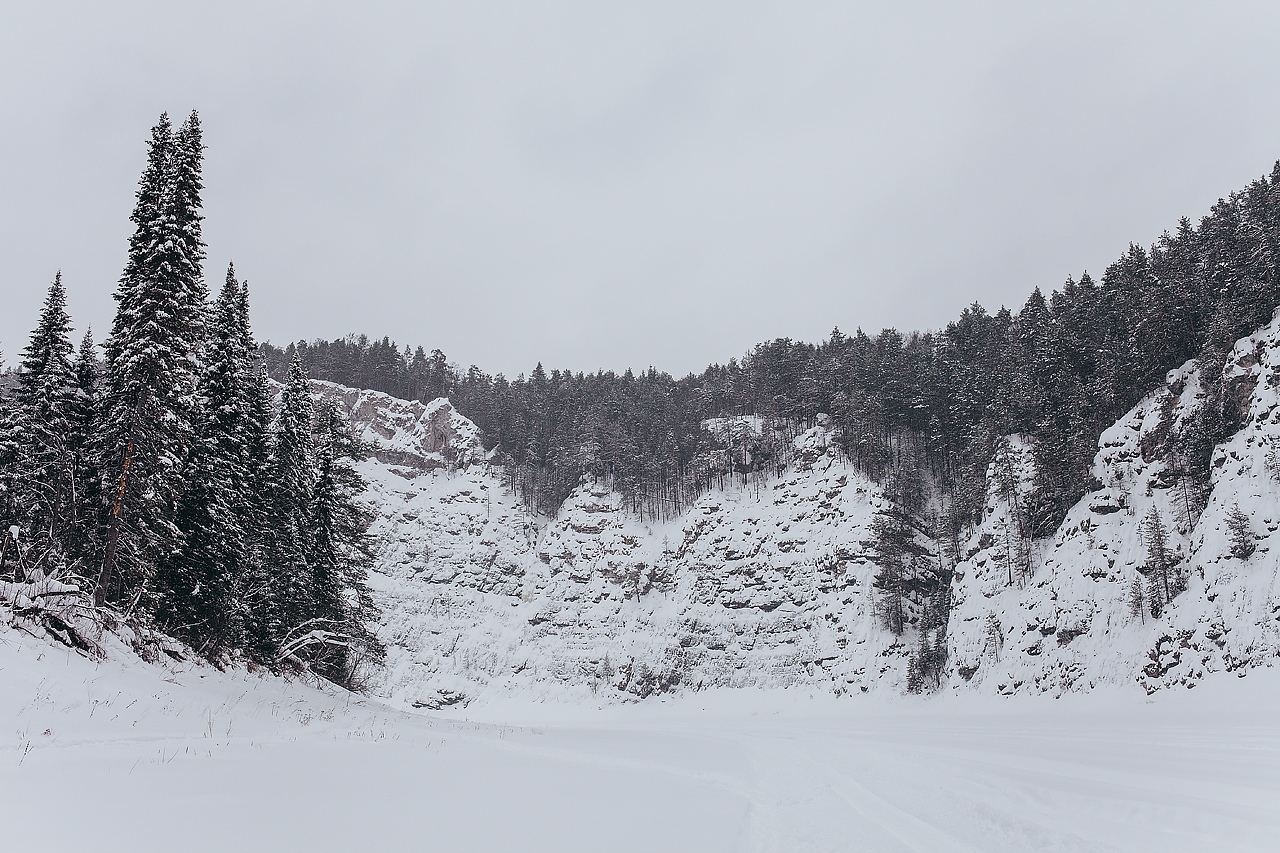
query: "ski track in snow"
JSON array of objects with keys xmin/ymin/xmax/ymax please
[{"xmin": 7, "ymin": 631, "xmax": 1277, "ymax": 852}]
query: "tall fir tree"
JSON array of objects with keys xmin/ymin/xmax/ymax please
[
  {"xmin": 303, "ymin": 403, "xmax": 380, "ymax": 682},
  {"xmin": 154, "ymin": 266, "xmax": 252, "ymax": 651},
  {"xmin": 263, "ymin": 355, "xmax": 316, "ymax": 652},
  {"xmin": 240, "ymin": 363, "xmax": 278, "ymax": 658},
  {"xmin": 13, "ymin": 273, "xmax": 78, "ymax": 559},
  {"xmin": 64, "ymin": 329, "xmax": 101, "ymax": 558},
  {"xmin": 1142, "ymin": 507, "xmax": 1176, "ymax": 613},
  {"xmin": 96, "ymin": 111, "xmax": 207, "ymax": 605},
  {"xmin": 1227, "ymin": 503, "xmax": 1256, "ymax": 560},
  {"xmin": 870, "ymin": 502, "xmax": 912, "ymax": 634}
]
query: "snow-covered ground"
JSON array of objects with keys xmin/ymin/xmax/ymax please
[{"xmin": 3, "ymin": 626, "xmax": 1277, "ymax": 852}]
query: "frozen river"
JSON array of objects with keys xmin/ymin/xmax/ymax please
[{"xmin": 3, "ymin": 634, "xmax": 1277, "ymax": 852}]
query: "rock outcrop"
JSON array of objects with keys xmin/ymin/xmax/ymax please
[
  {"xmin": 318, "ymin": 309, "xmax": 1280, "ymax": 705},
  {"xmin": 947, "ymin": 311, "xmax": 1280, "ymax": 695}
]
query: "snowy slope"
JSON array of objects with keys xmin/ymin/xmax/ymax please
[{"xmin": 948, "ymin": 310, "xmax": 1280, "ymax": 695}]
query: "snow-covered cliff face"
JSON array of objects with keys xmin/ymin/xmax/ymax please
[
  {"xmin": 317, "ymin": 310, "xmax": 1280, "ymax": 705},
  {"xmin": 948, "ymin": 311, "xmax": 1280, "ymax": 695},
  {"xmin": 311, "ymin": 390, "xmax": 915, "ymax": 706},
  {"xmin": 313, "ymin": 381, "xmax": 485, "ymax": 470}
]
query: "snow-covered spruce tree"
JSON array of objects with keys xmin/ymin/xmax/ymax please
[
  {"xmin": 239, "ymin": 362, "xmax": 278, "ymax": 660},
  {"xmin": 259, "ymin": 355, "xmax": 316, "ymax": 656},
  {"xmin": 1141, "ymin": 507, "xmax": 1179, "ymax": 615},
  {"xmin": 1168, "ymin": 410, "xmax": 1215, "ymax": 531},
  {"xmin": 1128, "ymin": 576, "xmax": 1145, "ymax": 622},
  {"xmin": 154, "ymin": 266, "xmax": 253, "ymax": 652},
  {"xmin": 169, "ymin": 112, "xmax": 209, "ymax": 315},
  {"xmin": 64, "ymin": 329, "xmax": 102, "ymax": 557},
  {"xmin": 870, "ymin": 502, "xmax": 911, "ymax": 635},
  {"xmin": 907, "ymin": 580, "xmax": 951, "ymax": 692},
  {"xmin": 1177, "ymin": 397, "xmax": 1226, "ymax": 496},
  {"xmin": 1227, "ymin": 502, "xmax": 1256, "ymax": 560},
  {"xmin": 982, "ymin": 612, "xmax": 1002, "ymax": 661},
  {"xmin": 11, "ymin": 273, "xmax": 79, "ymax": 566},
  {"xmin": 95, "ymin": 111, "xmax": 207, "ymax": 606},
  {"xmin": 301, "ymin": 400, "xmax": 381, "ymax": 684},
  {"xmin": 306, "ymin": 429, "xmax": 346, "ymax": 621},
  {"xmin": 0, "ymin": 346, "xmax": 21, "ymax": 562}
]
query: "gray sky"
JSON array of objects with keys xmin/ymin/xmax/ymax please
[{"xmin": 4, "ymin": 2, "xmax": 1280, "ymax": 378}]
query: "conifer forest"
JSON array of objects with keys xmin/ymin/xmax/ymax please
[{"xmin": 0, "ymin": 113, "xmax": 379, "ymax": 685}]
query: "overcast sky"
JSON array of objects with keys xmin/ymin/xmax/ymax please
[{"xmin": 3, "ymin": 2, "xmax": 1280, "ymax": 377}]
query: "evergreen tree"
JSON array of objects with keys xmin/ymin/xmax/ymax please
[
  {"xmin": 13, "ymin": 273, "xmax": 78, "ymax": 558},
  {"xmin": 154, "ymin": 267, "xmax": 252, "ymax": 651},
  {"xmin": 907, "ymin": 579, "xmax": 951, "ymax": 692},
  {"xmin": 303, "ymin": 403, "xmax": 380, "ymax": 683},
  {"xmin": 96, "ymin": 112, "xmax": 207, "ymax": 605},
  {"xmin": 240, "ymin": 364, "xmax": 279, "ymax": 659},
  {"xmin": 1227, "ymin": 503, "xmax": 1256, "ymax": 559},
  {"xmin": 169, "ymin": 111, "xmax": 208, "ymax": 319},
  {"xmin": 870, "ymin": 502, "xmax": 912, "ymax": 634},
  {"xmin": 0, "ymin": 344, "xmax": 21, "ymax": 553},
  {"xmin": 1142, "ymin": 507, "xmax": 1176, "ymax": 609},
  {"xmin": 1128, "ymin": 576, "xmax": 1145, "ymax": 622},
  {"xmin": 264, "ymin": 355, "xmax": 316, "ymax": 650},
  {"xmin": 64, "ymin": 329, "xmax": 101, "ymax": 557}
]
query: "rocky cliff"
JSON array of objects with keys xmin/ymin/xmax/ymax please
[
  {"xmin": 947, "ymin": 310, "xmax": 1280, "ymax": 695},
  {"xmin": 317, "ymin": 310, "xmax": 1280, "ymax": 705}
]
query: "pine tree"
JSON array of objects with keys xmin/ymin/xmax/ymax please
[
  {"xmin": 0, "ymin": 353, "xmax": 22, "ymax": 553},
  {"xmin": 1142, "ymin": 507, "xmax": 1175, "ymax": 606},
  {"xmin": 64, "ymin": 329, "xmax": 101, "ymax": 557},
  {"xmin": 907, "ymin": 580, "xmax": 950, "ymax": 692},
  {"xmin": 983, "ymin": 612, "xmax": 1002, "ymax": 660},
  {"xmin": 169, "ymin": 112, "xmax": 208, "ymax": 319},
  {"xmin": 154, "ymin": 267, "xmax": 252, "ymax": 651},
  {"xmin": 303, "ymin": 404, "xmax": 379, "ymax": 683},
  {"xmin": 18, "ymin": 273, "xmax": 76, "ymax": 431},
  {"xmin": 307, "ymin": 439, "xmax": 345, "ymax": 624},
  {"xmin": 1128, "ymin": 576, "xmax": 1145, "ymax": 622},
  {"xmin": 1227, "ymin": 502, "xmax": 1256, "ymax": 559},
  {"xmin": 263, "ymin": 355, "xmax": 317, "ymax": 652},
  {"xmin": 95, "ymin": 111, "xmax": 207, "ymax": 605},
  {"xmin": 13, "ymin": 273, "xmax": 78, "ymax": 557},
  {"xmin": 1147, "ymin": 576, "xmax": 1164, "ymax": 619},
  {"xmin": 870, "ymin": 503, "xmax": 912, "ymax": 634},
  {"xmin": 238, "ymin": 362, "xmax": 277, "ymax": 656}
]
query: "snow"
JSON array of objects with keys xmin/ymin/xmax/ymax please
[
  {"xmin": 331, "ymin": 405, "xmax": 912, "ymax": 706},
  {"xmin": 311, "ymin": 380, "xmax": 485, "ymax": 471},
  {"xmin": 2, "ymin": 625, "xmax": 1277, "ymax": 851},
  {"xmin": 948, "ymin": 309, "xmax": 1280, "ymax": 695}
]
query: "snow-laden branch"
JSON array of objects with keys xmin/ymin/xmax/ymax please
[{"xmin": 276, "ymin": 619, "xmax": 352, "ymax": 664}]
